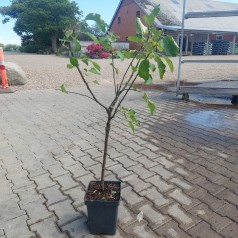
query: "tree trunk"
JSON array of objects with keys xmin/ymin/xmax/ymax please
[
  {"xmin": 101, "ymin": 117, "xmax": 111, "ymax": 190},
  {"xmin": 51, "ymin": 34, "xmax": 58, "ymax": 54}
]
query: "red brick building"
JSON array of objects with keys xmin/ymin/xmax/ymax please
[{"xmin": 109, "ymin": 0, "xmax": 238, "ymax": 54}]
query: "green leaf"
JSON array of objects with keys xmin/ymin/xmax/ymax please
[
  {"xmin": 70, "ymin": 57, "xmax": 79, "ymax": 67},
  {"xmin": 127, "ymin": 36, "xmax": 143, "ymax": 43},
  {"xmin": 81, "ymin": 59, "xmax": 89, "ymax": 65},
  {"xmin": 121, "ymin": 106, "xmax": 140, "ymax": 132},
  {"xmin": 128, "ymin": 121, "xmax": 135, "ymax": 133},
  {"xmin": 114, "ymin": 67, "xmax": 119, "ymax": 75},
  {"xmin": 65, "ymin": 30, "xmax": 73, "ymax": 38},
  {"xmin": 160, "ymin": 36, "xmax": 179, "ymax": 56},
  {"xmin": 145, "ymin": 75, "xmax": 153, "ymax": 85},
  {"xmin": 99, "ymin": 37, "xmax": 112, "ymax": 50},
  {"xmin": 110, "ymin": 63, "xmax": 119, "ymax": 75},
  {"xmin": 60, "ymin": 84, "xmax": 68, "ymax": 94},
  {"xmin": 93, "ymin": 80, "xmax": 100, "ymax": 85},
  {"xmin": 128, "ymin": 109, "xmax": 136, "ymax": 117},
  {"xmin": 67, "ymin": 64, "xmax": 74, "ymax": 69},
  {"xmin": 158, "ymin": 59, "xmax": 166, "ymax": 79},
  {"xmin": 138, "ymin": 59, "xmax": 150, "ymax": 81},
  {"xmin": 123, "ymin": 51, "xmax": 133, "ymax": 59},
  {"xmin": 154, "ymin": 55, "xmax": 166, "ymax": 79},
  {"xmin": 144, "ymin": 5, "xmax": 160, "ymax": 26},
  {"xmin": 143, "ymin": 93, "xmax": 156, "ymax": 115},
  {"xmin": 148, "ymin": 100, "xmax": 156, "ymax": 115},
  {"xmin": 116, "ymin": 51, "xmax": 125, "ymax": 61},
  {"xmin": 131, "ymin": 65, "xmax": 137, "ymax": 73},
  {"xmin": 162, "ymin": 56, "xmax": 174, "ymax": 72},
  {"xmin": 74, "ymin": 41, "xmax": 81, "ymax": 51},
  {"xmin": 157, "ymin": 42, "xmax": 164, "ymax": 52},
  {"xmin": 136, "ymin": 18, "xmax": 148, "ymax": 36},
  {"xmin": 85, "ymin": 13, "xmax": 108, "ymax": 33},
  {"xmin": 84, "ymin": 32, "xmax": 99, "ymax": 43},
  {"xmin": 150, "ymin": 63, "xmax": 156, "ymax": 72},
  {"xmin": 91, "ymin": 61, "xmax": 100, "ymax": 71},
  {"xmin": 143, "ymin": 92, "xmax": 149, "ymax": 101},
  {"xmin": 89, "ymin": 68, "xmax": 100, "ymax": 75}
]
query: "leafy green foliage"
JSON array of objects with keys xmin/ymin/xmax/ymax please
[
  {"xmin": 60, "ymin": 5, "xmax": 179, "ymax": 183},
  {"xmin": 160, "ymin": 36, "xmax": 179, "ymax": 56},
  {"xmin": 121, "ymin": 106, "xmax": 140, "ymax": 132},
  {"xmin": 162, "ymin": 56, "xmax": 174, "ymax": 72},
  {"xmin": 127, "ymin": 36, "xmax": 143, "ymax": 44},
  {"xmin": 89, "ymin": 68, "xmax": 100, "ymax": 75},
  {"xmin": 144, "ymin": 5, "xmax": 160, "ymax": 26},
  {"xmin": 93, "ymin": 80, "xmax": 100, "ymax": 85},
  {"xmin": 70, "ymin": 57, "xmax": 79, "ymax": 67},
  {"xmin": 138, "ymin": 60, "xmax": 150, "ymax": 81},
  {"xmin": 136, "ymin": 18, "xmax": 148, "ymax": 36},
  {"xmin": 85, "ymin": 13, "xmax": 108, "ymax": 33},
  {"xmin": 143, "ymin": 93, "xmax": 156, "ymax": 115},
  {"xmin": 60, "ymin": 84, "xmax": 68, "ymax": 94},
  {"xmin": 154, "ymin": 55, "xmax": 166, "ymax": 79},
  {"xmin": 2, "ymin": 44, "xmax": 20, "ymax": 51},
  {"xmin": 0, "ymin": 0, "xmax": 81, "ymax": 53},
  {"xmin": 110, "ymin": 63, "xmax": 119, "ymax": 75},
  {"xmin": 67, "ymin": 64, "xmax": 74, "ymax": 69},
  {"xmin": 84, "ymin": 32, "xmax": 99, "ymax": 44},
  {"xmin": 116, "ymin": 51, "xmax": 125, "ymax": 61},
  {"xmin": 91, "ymin": 61, "xmax": 101, "ymax": 72}
]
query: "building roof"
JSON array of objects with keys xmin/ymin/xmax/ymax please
[{"xmin": 110, "ymin": 0, "xmax": 238, "ymax": 33}]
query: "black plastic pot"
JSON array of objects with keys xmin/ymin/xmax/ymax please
[{"xmin": 85, "ymin": 181, "xmax": 121, "ymax": 235}]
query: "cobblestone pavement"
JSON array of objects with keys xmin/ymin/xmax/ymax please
[{"xmin": 0, "ymin": 87, "xmax": 238, "ymax": 238}]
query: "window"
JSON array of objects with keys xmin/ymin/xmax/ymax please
[
  {"xmin": 136, "ymin": 11, "xmax": 140, "ymax": 18},
  {"xmin": 118, "ymin": 17, "xmax": 121, "ymax": 24},
  {"xmin": 216, "ymin": 35, "xmax": 223, "ymax": 40}
]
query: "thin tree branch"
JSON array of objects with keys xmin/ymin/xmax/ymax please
[
  {"xmin": 75, "ymin": 65, "xmax": 109, "ymax": 111},
  {"xmin": 111, "ymin": 73, "xmax": 139, "ymax": 119},
  {"xmin": 111, "ymin": 49, "xmax": 152, "ymax": 119},
  {"xmin": 66, "ymin": 91, "xmax": 95, "ymax": 101},
  {"xmin": 119, "ymin": 58, "xmax": 141, "ymax": 94},
  {"xmin": 118, "ymin": 39, "xmax": 147, "ymax": 92},
  {"xmin": 111, "ymin": 52, "xmax": 117, "ymax": 95},
  {"xmin": 69, "ymin": 44, "xmax": 108, "ymax": 112}
]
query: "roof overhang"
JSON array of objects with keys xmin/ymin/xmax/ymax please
[{"xmin": 159, "ymin": 25, "xmax": 238, "ymax": 34}]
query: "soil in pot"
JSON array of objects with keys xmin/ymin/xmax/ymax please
[{"xmin": 85, "ymin": 181, "xmax": 121, "ymax": 235}]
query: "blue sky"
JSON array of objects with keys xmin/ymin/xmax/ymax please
[{"xmin": 0, "ymin": 0, "xmax": 237, "ymax": 45}]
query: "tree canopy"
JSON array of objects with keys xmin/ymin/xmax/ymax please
[{"xmin": 0, "ymin": 0, "xmax": 82, "ymax": 53}]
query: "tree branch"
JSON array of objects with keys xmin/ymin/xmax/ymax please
[
  {"xmin": 75, "ymin": 65, "xmax": 109, "ymax": 111},
  {"xmin": 68, "ymin": 44, "xmax": 108, "ymax": 112},
  {"xmin": 66, "ymin": 91, "xmax": 95, "ymax": 101},
  {"xmin": 111, "ymin": 52, "xmax": 117, "ymax": 95},
  {"xmin": 111, "ymin": 73, "xmax": 139, "ymax": 119}
]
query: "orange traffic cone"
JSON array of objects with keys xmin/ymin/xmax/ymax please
[{"xmin": 0, "ymin": 47, "xmax": 9, "ymax": 89}]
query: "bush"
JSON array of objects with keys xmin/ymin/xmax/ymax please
[
  {"xmin": 86, "ymin": 43, "xmax": 109, "ymax": 59},
  {"xmin": 4, "ymin": 44, "xmax": 20, "ymax": 51},
  {"xmin": 19, "ymin": 45, "xmax": 40, "ymax": 53}
]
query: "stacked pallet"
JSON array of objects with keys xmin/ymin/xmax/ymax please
[
  {"xmin": 192, "ymin": 42, "xmax": 213, "ymax": 55},
  {"xmin": 212, "ymin": 40, "xmax": 230, "ymax": 55},
  {"xmin": 236, "ymin": 46, "xmax": 238, "ymax": 54}
]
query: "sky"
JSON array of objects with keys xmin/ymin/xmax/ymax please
[{"xmin": 0, "ymin": 0, "xmax": 238, "ymax": 46}]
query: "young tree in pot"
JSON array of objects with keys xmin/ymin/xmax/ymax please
[{"xmin": 61, "ymin": 5, "xmax": 179, "ymax": 235}]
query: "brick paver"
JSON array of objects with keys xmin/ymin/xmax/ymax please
[{"xmin": 0, "ymin": 87, "xmax": 238, "ymax": 237}]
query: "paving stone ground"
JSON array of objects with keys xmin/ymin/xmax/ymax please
[{"xmin": 0, "ymin": 86, "xmax": 238, "ymax": 238}]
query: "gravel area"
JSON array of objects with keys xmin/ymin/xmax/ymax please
[{"xmin": 5, "ymin": 52, "xmax": 238, "ymax": 91}]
